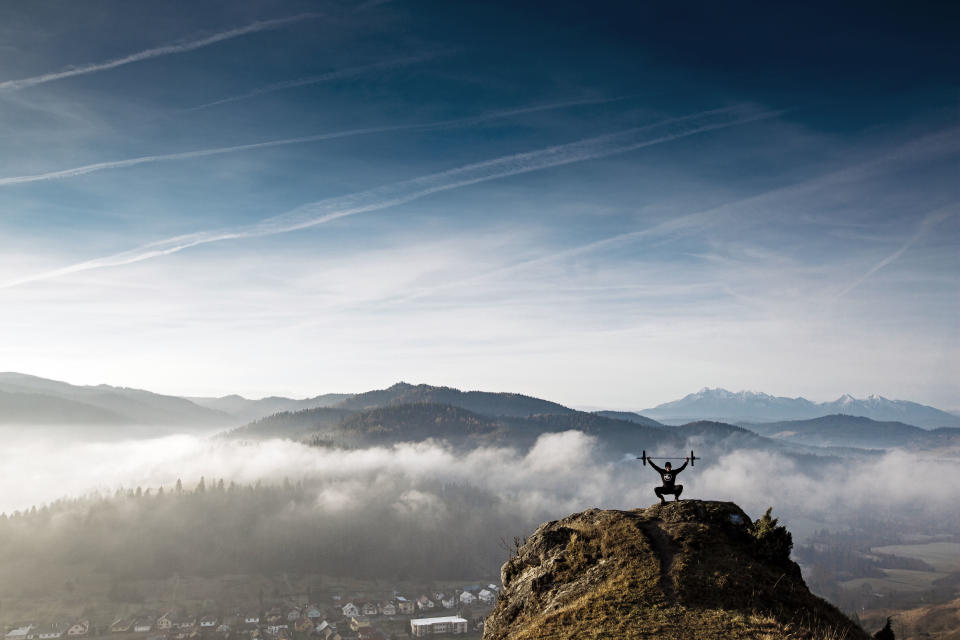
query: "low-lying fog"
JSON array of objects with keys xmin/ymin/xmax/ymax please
[{"xmin": 2, "ymin": 427, "xmax": 958, "ymax": 541}]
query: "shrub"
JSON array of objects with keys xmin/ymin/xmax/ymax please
[{"xmin": 749, "ymin": 507, "xmax": 793, "ymax": 565}]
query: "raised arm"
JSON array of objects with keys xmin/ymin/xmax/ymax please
[
  {"xmin": 647, "ymin": 460, "xmax": 664, "ymax": 473},
  {"xmin": 673, "ymin": 460, "xmax": 688, "ymax": 474}
]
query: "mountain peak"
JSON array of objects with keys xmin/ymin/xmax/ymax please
[{"xmin": 483, "ymin": 501, "xmax": 870, "ymax": 640}]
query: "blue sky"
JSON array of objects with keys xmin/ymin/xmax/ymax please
[{"xmin": 0, "ymin": 0, "xmax": 957, "ymax": 409}]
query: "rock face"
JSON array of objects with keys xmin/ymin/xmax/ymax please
[{"xmin": 483, "ymin": 500, "xmax": 870, "ymax": 640}]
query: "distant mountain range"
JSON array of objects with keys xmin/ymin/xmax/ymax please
[
  {"xmin": 641, "ymin": 387, "xmax": 960, "ymax": 428},
  {"xmin": 3, "ymin": 372, "xmax": 958, "ymax": 453},
  {"xmin": 187, "ymin": 392, "xmax": 352, "ymax": 423},
  {"xmin": 0, "ymin": 372, "xmax": 232, "ymax": 431}
]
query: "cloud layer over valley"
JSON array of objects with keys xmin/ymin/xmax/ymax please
[{"xmin": 3, "ymin": 428, "xmax": 957, "ymax": 542}]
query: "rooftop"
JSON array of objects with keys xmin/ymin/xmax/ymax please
[{"xmin": 410, "ymin": 616, "xmax": 467, "ymax": 626}]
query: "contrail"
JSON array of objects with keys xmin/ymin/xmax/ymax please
[
  {"xmin": 0, "ymin": 96, "xmax": 628, "ymax": 188},
  {"xmin": 179, "ymin": 54, "xmax": 442, "ymax": 113},
  {"xmin": 0, "ymin": 127, "xmax": 402, "ymax": 187},
  {"xmin": 0, "ymin": 14, "xmax": 321, "ymax": 92},
  {"xmin": 833, "ymin": 205, "xmax": 957, "ymax": 299},
  {"xmin": 0, "ymin": 106, "xmax": 781, "ymax": 289}
]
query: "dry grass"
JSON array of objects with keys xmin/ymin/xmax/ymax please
[{"xmin": 485, "ymin": 502, "xmax": 871, "ymax": 640}]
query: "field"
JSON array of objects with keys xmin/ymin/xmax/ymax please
[
  {"xmin": 872, "ymin": 543, "xmax": 960, "ymax": 573},
  {"xmin": 842, "ymin": 569, "xmax": 949, "ymax": 595}
]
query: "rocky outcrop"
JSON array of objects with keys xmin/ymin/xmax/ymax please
[{"xmin": 483, "ymin": 500, "xmax": 870, "ymax": 640}]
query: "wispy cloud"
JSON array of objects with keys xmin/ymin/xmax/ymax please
[
  {"xmin": 0, "ymin": 106, "xmax": 781, "ymax": 289},
  {"xmin": 377, "ymin": 126, "xmax": 960, "ymax": 309},
  {"xmin": 0, "ymin": 14, "xmax": 321, "ymax": 92},
  {"xmin": 0, "ymin": 96, "xmax": 628, "ymax": 188},
  {"xmin": 179, "ymin": 53, "xmax": 443, "ymax": 113},
  {"xmin": 833, "ymin": 205, "xmax": 958, "ymax": 299}
]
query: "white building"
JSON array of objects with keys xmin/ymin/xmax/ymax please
[
  {"xmin": 6, "ymin": 626, "xmax": 33, "ymax": 640},
  {"xmin": 410, "ymin": 617, "xmax": 468, "ymax": 637},
  {"xmin": 478, "ymin": 589, "xmax": 495, "ymax": 604},
  {"xmin": 458, "ymin": 591, "xmax": 476, "ymax": 605}
]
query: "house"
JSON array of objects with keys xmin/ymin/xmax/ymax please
[
  {"xmin": 66, "ymin": 621, "xmax": 89, "ymax": 637},
  {"xmin": 378, "ymin": 602, "xmax": 396, "ymax": 616},
  {"xmin": 110, "ymin": 620, "xmax": 134, "ymax": 634},
  {"xmin": 459, "ymin": 591, "xmax": 476, "ymax": 605},
  {"xmin": 340, "ymin": 603, "xmax": 359, "ymax": 618},
  {"xmin": 360, "ymin": 602, "xmax": 378, "ymax": 617},
  {"xmin": 305, "ymin": 607, "xmax": 323, "ymax": 621},
  {"xmin": 478, "ymin": 589, "xmax": 495, "ymax": 604},
  {"xmin": 265, "ymin": 609, "xmax": 283, "ymax": 624},
  {"xmin": 293, "ymin": 618, "xmax": 313, "ymax": 634},
  {"xmin": 133, "ymin": 618, "xmax": 153, "ymax": 633},
  {"xmin": 175, "ymin": 618, "xmax": 196, "ymax": 630},
  {"xmin": 409, "ymin": 616, "xmax": 468, "ymax": 637},
  {"xmin": 243, "ymin": 614, "xmax": 260, "ymax": 626},
  {"xmin": 356, "ymin": 629, "xmax": 386, "ymax": 640},
  {"xmin": 264, "ymin": 625, "xmax": 286, "ymax": 635},
  {"xmin": 487, "ymin": 584, "xmax": 499, "ymax": 592},
  {"xmin": 35, "ymin": 626, "xmax": 63, "ymax": 640},
  {"xmin": 7, "ymin": 626, "xmax": 34, "ymax": 640},
  {"xmin": 285, "ymin": 609, "xmax": 300, "ymax": 622},
  {"xmin": 216, "ymin": 624, "xmax": 231, "ymax": 635},
  {"xmin": 440, "ymin": 596, "xmax": 456, "ymax": 609},
  {"xmin": 349, "ymin": 616, "xmax": 370, "ymax": 633},
  {"xmin": 156, "ymin": 614, "xmax": 174, "ymax": 631},
  {"xmin": 416, "ymin": 596, "xmax": 435, "ymax": 611},
  {"xmin": 200, "ymin": 616, "xmax": 217, "ymax": 628}
]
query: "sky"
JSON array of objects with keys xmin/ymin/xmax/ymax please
[{"xmin": 0, "ymin": 0, "xmax": 958, "ymax": 409}]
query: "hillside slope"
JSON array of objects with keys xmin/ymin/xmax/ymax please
[
  {"xmin": 593, "ymin": 410, "xmax": 664, "ymax": 427},
  {"xmin": 0, "ymin": 372, "xmax": 232, "ymax": 428},
  {"xmin": 484, "ymin": 501, "xmax": 871, "ymax": 640}
]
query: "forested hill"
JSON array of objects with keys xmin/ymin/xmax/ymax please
[
  {"xmin": 222, "ymin": 406, "xmax": 353, "ymax": 441},
  {"xmin": 225, "ymin": 402, "xmax": 682, "ymax": 454},
  {"xmin": 220, "ymin": 402, "xmax": 837, "ymax": 467},
  {"xmin": 0, "ymin": 479, "xmax": 516, "ymax": 588},
  {"xmin": 743, "ymin": 414, "xmax": 959, "ymax": 449},
  {"xmin": 334, "ymin": 381, "xmax": 576, "ymax": 416}
]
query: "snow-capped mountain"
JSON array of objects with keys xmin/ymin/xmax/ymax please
[
  {"xmin": 641, "ymin": 387, "xmax": 960, "ymax": 428},
  {"xmin": 817, "ymin": 393, "xmax": 960, "ymax": 427}
]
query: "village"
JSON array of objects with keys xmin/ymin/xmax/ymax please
[{"xmin": 2, "ymin": 585, "xmax": 500, "ymax": 640}]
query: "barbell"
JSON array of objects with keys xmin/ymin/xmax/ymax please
[{"xmin": 637, "ymin": 449, "xmax": 697, "ymax": 467}]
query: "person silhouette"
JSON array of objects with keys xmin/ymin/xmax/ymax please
[{"xmin": 649, "ymin": 457, "xmax": 688, "ymax": 504}]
